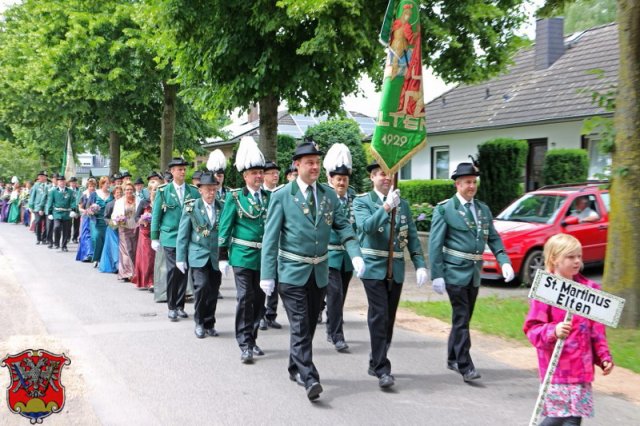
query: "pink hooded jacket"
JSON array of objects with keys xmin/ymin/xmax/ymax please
[{"xmin": 523, "ymin": 274, "xmax": 613, "ymax": 384}]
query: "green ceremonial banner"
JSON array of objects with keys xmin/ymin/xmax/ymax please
[{"xmin": 371, "ymin": 0, "xmax": 427, "ymax": 175}]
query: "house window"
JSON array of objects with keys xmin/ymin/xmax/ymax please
[
  {"xmin": 400, "ymin": 161, "xmax": 412, "ymax": 180},
  {"xmin": 585, "ymin": 137, "xmax": 611, "ymax": 179},
  {"xmin": 431, "ymin": 146, "xmax": 449, "ymax": 179}
]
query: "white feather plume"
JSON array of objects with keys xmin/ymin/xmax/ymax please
[
  {"xmin": 11, "ymin": 176, "xmax": 19, "ymax": 184},
  {"xmin": 323, "ymin": 143, "xmax": 352, "ymax": 172},
  {"xmin": 206, "ymin": 149, "xmax": 227, "ymax": 172},
  {"xmin": 235, "ymin": 136, "xmax": 265, "ymax": 172}
]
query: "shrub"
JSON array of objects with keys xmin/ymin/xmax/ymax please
[
  {"xmin": 398, "ymin": 179, "xmax": 455, "ymax": 205},
  {"xmin": 412, "ymin": 203, "xmax": 434, "ymax": 232},
  {"xmin": 305, "ymin": 119, "xmax": 368, "ymax": 193},
  {"xmin": 476, "ymin": 138, "xmax": 528, "ymax": 215},
  {"xmin": 542, "ymin": 149, "xmax": 589, "ymax": 185}
]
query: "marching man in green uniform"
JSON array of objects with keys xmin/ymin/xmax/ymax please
[
  {"xmin": 322, "ymin": 144, "xmax": 357, "ymax": 353},
  {"xmin": 353, "ymin": 161, "xmax": 428, "ymax": 389},
  {"xmin": 176, "ymin": 172, "xmax": 224, "ymax": 339},
  {"xmin": 259, "ymin": 160, "xmax": 283, "ymax": 331},
  {"xmin": 29, "ymin": 171, "xmax": 49, "ymax": 245},
  {"xmin": 44, "ymin": 173, "xmax": 58, "ymax": 247},
  {"xmin": 207, "ymin": 148, "xmax": 229, "ymax": 301},
  {"xmin": 428, "ymin": 162, "xmax": 514, "ymax": 382},
  {"xmin": 69, "ymin": 177, "xmax": 81, "ymax": 243},
  {"xmin": 218, "ymin": 137, "xmax": 269, "ymax": 364},
  {"xmin": 45, "ymin": 174, "xmax": 77, "ymax": 252},
  {"xmin": 151, "ymin": 157, "xmax": 201, "ymax": 322},
  {"xmin": 260, "ymin": 140, "xmax": 365, "ymax": 402}
]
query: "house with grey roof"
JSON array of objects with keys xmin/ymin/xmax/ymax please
[{"xmin": 414, "ymin": 18, "xmax": 616, "ymax": 190}]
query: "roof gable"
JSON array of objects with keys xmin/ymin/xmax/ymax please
[{"xmin": 425, "ymin": 23, "xmax": 618, "ymax": 134}]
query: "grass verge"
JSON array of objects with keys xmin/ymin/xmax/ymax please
[{"xmin": 400, "ymin": 296, "xmax": 640, "ymax": 374}]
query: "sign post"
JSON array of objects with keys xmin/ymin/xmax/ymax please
[{"xmin": 527, "ymin": 269, "xmax": 625, "ymax": 426}]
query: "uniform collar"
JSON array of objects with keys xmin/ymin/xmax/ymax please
[
  {"xmin": 296, "ymin": 176, "xmax": 316, "ymax": 195},
  {"xmin": 455, "ymin": 192, "xmax": 474, "ymax": 207}
]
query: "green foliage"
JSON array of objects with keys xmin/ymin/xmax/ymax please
[
  {"xmin": 542, "ymin": 149, "xmax": 589, "ymax": 185},
  {"xmin": 275, "ymin": 134, "xmax": 299, "ymax": 182},
  {"xmin": 304, "ymin": 119, "xmax": 368, "ymax": 193},
  {"xmin": 538, "ymin": 0, "xmax": 616, "ymax": 34},
  {"xmin": 398, "ymin": 179, "xmax": 456, "ymax": 206},
  {"xmin": 411, "ymin": 203, "xmax": 434, "ymax": 232},
  {"xmin": 477, "ymin": 138, "xmax": 528, "ymax": 215},
  {"xmin": 0, "ymin": 140, "xmax": 42, "ymax": 182}
]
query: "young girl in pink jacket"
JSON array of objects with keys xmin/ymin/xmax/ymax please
[{"xmin": 523, "ymin": 234, "xmax": 613, "ymax": 426}]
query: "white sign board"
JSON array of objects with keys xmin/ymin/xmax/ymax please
[{"xmin": 528, "ymin": 269, "xmax": 625, "ymax": 328}]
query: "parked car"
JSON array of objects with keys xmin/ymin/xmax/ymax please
[{"xmin": 481, "ymin": 182, "xmax": 609, "ymax": 285}]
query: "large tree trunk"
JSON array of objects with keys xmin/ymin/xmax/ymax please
[
  {"xmin": 161, "ymin": 82, "xmax": 177, "ymax": 172},
  {"xmin": 258, "ymin": 94, "xmax": 278, "ymax": 162},
  {"xmin": 604, "ymin": 0, "xmax": 640, "ymax": 327},
  {"xmin": 109, "ymin": 130, "xmax": 121, "ymax": 176}
]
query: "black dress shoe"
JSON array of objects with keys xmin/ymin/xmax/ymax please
[
  {"xmin": 176, "ymin": 309, "xmax": 188, "ymax": 318},
  {"xmin": 447, "ymin": 362, "xmax": 459, "ymax": 372},
  {"xmin": 205, "ymin": 328, "xmax": 218, "ymax": 337},
  {"xmin": 148, "ymin": 287, "xmax": 154, "ymax": 293},
  {"xmin": 462, "ymin": 368, "xmax": 482, "ymax": 382},
  {"xmin": 61, "ymin": 247, "xmax": 68, "ymax": 252},
  {"xmin": 289, "ymin": 372, "xmax": 305, "ymax": 387},
  {"xmin": 194, "ymin": 325, "xmax": 205, "ymax": 339},
  {"xmin": 36, "ymin": 241, "xmax": 41, "ymax": 245},
  {"xmin": 306, "ymin": 382, "xmax": 323, "ymax": 401},
  {"xmin": 252, "ymin": 345, "xmax": 265, "ymax": 356},
  {"xmin": 367, "ymin": 367, "xmax": 376, "ymax": 377},
  {"xmin": 48, "ymin": 244, "xmax": 53, "ymax": 249},
  {"xmin": 168, "ymin": 310, "xmax": 178, "ymax": 322},
  {"xmin": 240, "ymin": 349, "xmax": 253, "ymax": 364},
  {"xmin": 334, "ymin": 340, "xmax": 349, "ymax": 352},
  {"xmin": 259, "ymin": 318, "xmax": 268, "ymax": 330},
  {"xmin": 267, "ymin": 319, "xmax": 282, "ymax": 329},
  {"xmin": 378, "ymin": 374, "xmax": 395, "ymax": 388}
]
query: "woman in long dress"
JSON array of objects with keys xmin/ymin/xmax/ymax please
[
  {"xmin": 99, "ymin": 185, "xmax": 121, "ymax": 273},
  {"xmin": 112, "ymin": 183, "xmax": 138, "ymax": 282},
  {"xmin": 132, "ymin": 181, "xmax": 158, "ymax": 290},
  {"xmin": 7, "ymin": 182, "xmax": 22, "ymax": 224},
  {"xmin": 20, "ymin": 181, "xmax": 32, "ymax": 226},
  {"xmin": 0, "ymin": 183, "xmax": 10, "ymax": 222},
  {"xmin": 76, "ymin": 178, "xmax": 96, "ymax": 262},
  {"xmin": 91, "ymin": 176, "xmax": 112, "ymax": 267}
]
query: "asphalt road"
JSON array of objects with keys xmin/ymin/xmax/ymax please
[{"xmin": 0, "ymin": 223, "xmax": 637, "ymax": 426}]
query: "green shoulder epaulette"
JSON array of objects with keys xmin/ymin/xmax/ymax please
[
  {"xmin": 356, "ymin": 192, "xmax": 368, "ymax": 198},
  {"xmin": 437, "ymin": 198, "xmax": 449, "ymax": 205},
  {"xmin": 157, "ymin": 183, "xmax": 168, "ymax": 191},
  {"xmin": 187, "ymin": 184, "xmax": 198, "ymax": 190}
]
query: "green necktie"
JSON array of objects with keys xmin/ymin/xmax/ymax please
[
  {"xmin": 306, "ymin": 187, "xmax": 316, "ymax": 220},
  {"xmin": 465, "ymin": 202, "xmax": 476, "ymax": 226}
]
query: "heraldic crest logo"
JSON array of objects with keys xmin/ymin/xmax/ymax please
[{"xmin": 2, "ymin": 349, "xmax": 71, "ymax": 424}]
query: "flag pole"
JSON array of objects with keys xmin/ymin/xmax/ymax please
[{"xmin": 386, "ymin": 172, "xmax": 399, "ymax": 291}]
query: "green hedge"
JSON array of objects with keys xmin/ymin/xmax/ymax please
[
  {"xmin": 476, "ymin": 138, "xmax": 528, "ymax": 215},
  {"xmin": 398, "ymin": 179, "xmax": 455, "ymax": 205},
  {"xmin": 542, "ymin": 149, "xmax": 588, "ymax": 185}
]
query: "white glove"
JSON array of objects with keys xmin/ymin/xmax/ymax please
[
  {"xmin": 218, "ymin": 260, "xmax": 230, "ymax": 277},
  {"xmin": 416, "ymin": 268, "xmax": 429, "ymax": 287},
  {"xmin": 352, "ymin": 256, "xmax": 366, "ymax": 278},
  {"xmin": 383, "ymin": 186, "xmax": 401, "ymax": 210},
  {"xmin": 432, "ymin": 277, "xmax": 446, "ymax": 295},
  {"xmin": 502, "ymin": 263, "xmax": 515, "ymax": 282},
  {"xmin": 47, "ymin": 214, "xmax": 53, "ymax": 220},
  {"xmin": 70, "ymin": 211, "xmax": 78, "ymax": 219},
  {"xmin": 176, "ymin": 261, "xmax": 187, "ymax": 274},
  {"xmin": 151, "ymin": 240, "xmax": 160, "ymax": 251},
  {"xmin": 260, "ymin": 279, "xmax": 275, "ymax": 296}
]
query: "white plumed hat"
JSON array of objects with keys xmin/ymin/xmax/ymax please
[
  {"xmin": 235, "ymin": 136, "xmax": 265, "ymax": 172},
  {"xmin": 206, "ymin": 149, "xmax": 227, "ymax": 173},
  {"xmin": 323, "ymin": 143, "xmax": 352, "ymax": 176},
  {"xmin": 11, "ymin": 176, "xmax": 19, "ymax": 184}
]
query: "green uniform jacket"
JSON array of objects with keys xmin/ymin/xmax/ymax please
[
  {"xmin": 328, "ymin": 187, "xmax": 357, "ymax": 272},
  {"xmin": 176, "ymin": 198, "xmax": 223, "ymax": 268},
  {"xmin": 150, "ymin": 183, "xmax": 201, "ymax": 247},
  {"xmin": 31, "ymin": 182, "xmax": 49, "ymax": 212},
  {"xmin": 353, "ymin": 192, "xmax": 426, "ymax": 283},
  {"xmin": 45, "ymin": 187, "xmax": 76, "ymax": 220},
  {"xmin": 428, "ymin": 196, "xmax": 510, "ymax": 287},
  {"xmin": 218, "ymin": 187, "xmax": 270, "ymax": 271},
  {"xmin": 260, "ymin": 181, "xmax": 361, "ymax": 288}
]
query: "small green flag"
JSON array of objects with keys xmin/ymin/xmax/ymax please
[{"xmin": 372, "ymin": 0, "xmax": 427, "ymax": 175}]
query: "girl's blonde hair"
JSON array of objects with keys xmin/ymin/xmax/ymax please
[{"xmin": 544, "ymin": 234, "xmax": 583, "ymax": 271}]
